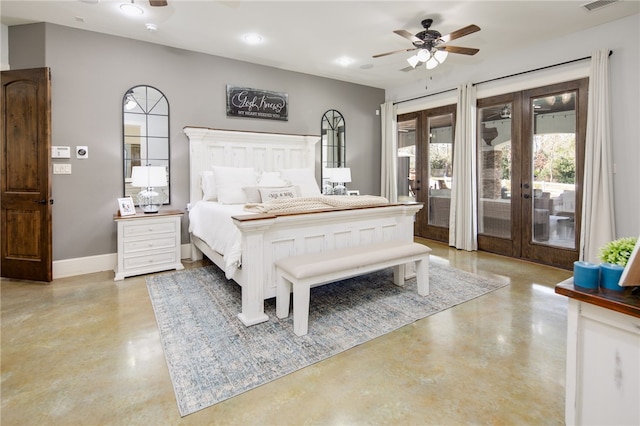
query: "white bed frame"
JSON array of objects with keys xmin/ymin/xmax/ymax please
[{"xmin": 184, "ymin": 127, "xmax": 423, "ymax": 326}]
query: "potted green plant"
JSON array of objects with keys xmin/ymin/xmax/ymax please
[{"xmin": 598, "ymin": 237, "xmax": 638, "ymax": 290}]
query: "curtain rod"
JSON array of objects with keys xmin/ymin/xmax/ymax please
[{"xmin": 393, "ymin": 50, "xmax": 612, "ymax": 106}]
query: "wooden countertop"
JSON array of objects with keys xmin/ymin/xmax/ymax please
[{"xmin": 555, "ymin": 278, "xmax": 640, "ymax": 318}]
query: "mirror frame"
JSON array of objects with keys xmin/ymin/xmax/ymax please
[
  {"xmin": 122, "ymin": 85, "xmax": 170, "ymax": 206},
  {"xmin": 320, "ymin": 109, "xmax": 346, "ymax": 191}
]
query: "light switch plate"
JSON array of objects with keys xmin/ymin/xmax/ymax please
[{"xmin": 53, "ymin": 163, "xmax": 72, "ymax": 174}]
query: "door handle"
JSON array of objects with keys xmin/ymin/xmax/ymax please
[
  {"xmin": 523, "ymin": 194, "xmax": 531, "ymax": 199},
  {"xmin": 33, "ymin": 199, "xmax": 54, "ymax": 205}
]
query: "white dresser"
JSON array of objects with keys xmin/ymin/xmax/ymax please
[
  {"xmin": 114, "ymin": 209, "xmax": 184, "ymax": 281},
  {"xmin": 556, "ymin": 279, "xmax": 640, "ymax": 425}
]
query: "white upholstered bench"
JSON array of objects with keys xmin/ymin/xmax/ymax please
[{"xmin": 275, "ymin": 241, "xmax": 432, "ymax": 336}]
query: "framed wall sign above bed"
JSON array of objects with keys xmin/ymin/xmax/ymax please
[{"xmin": 226, "ymin": 85, "xmax": 288, "ymax": 121}]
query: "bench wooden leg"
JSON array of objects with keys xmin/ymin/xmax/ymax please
[
  {"xmin": 416, "ymin": 256, "xmax": 429, "ymax": 296},
  {"xmin": 276, "ymin": 273, "xmax": 292, "ymax": 319},
  {"xmin": 392, "ymin": 264, "xmax": 405, "ymax": 286},
  {"xmin": 293, "ymin": 284, "xmax": 311, "ymax": 336}
]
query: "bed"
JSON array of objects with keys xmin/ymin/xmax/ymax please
[{"xmin": 184, "ymin": 126, "xmax": 423, "ymax": 326}]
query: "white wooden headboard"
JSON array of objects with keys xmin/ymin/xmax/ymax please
[{"xmin": 183, "ymin": 127, "xmax": 320, "ymax": 205}]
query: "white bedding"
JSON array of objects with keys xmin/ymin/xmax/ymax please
[{"xmin": 188, "ymin": 201, "xmax": 250, "ymax": 279}]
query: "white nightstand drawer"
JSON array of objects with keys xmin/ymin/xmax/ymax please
[
  {"xmin": 124, "ymin": 236, "xmax": 176, "ymax": 254},
  {"xmin": 123, "ymin": 250, "xmax": 178, "ymax": 270},
  {"xmin": 123, "ymin": 220, "xmax": 176, "ymax": 237}
]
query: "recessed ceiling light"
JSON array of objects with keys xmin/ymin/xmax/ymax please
[
  {"xmin": 243, "ymin": 33, "xmax": 263, "ymax": 45},
  {"xmin": 336, "ymin": 56, "xmax": 354, "ymax": 67},
  {"xmin": 120, "ymin": 1, "xmax": 143, "ymax": 16}
]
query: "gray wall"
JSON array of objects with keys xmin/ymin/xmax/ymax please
[{"xmin": 8, "ymin": 23, "xmax": 384, "ymax": 261}]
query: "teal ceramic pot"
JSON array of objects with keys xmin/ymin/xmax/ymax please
[{"xmin": 600, "ymin": 263, "xmax": 625, "ymax": 291}]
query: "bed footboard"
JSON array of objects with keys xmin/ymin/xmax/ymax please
[{"xmin": 232, "ymin": 203, "xmax": 423, "ymax": 326}]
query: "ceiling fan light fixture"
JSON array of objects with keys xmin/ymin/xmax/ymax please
[
  {"xmin": 434, "ymin": 49, "xmax": 448, "ymax": 63},
  {"xmin": 407, "ymin": 55, "xmax": 420, "ymax": 68},
  {"xmin": 425, "ymin": 56, "xmax": 439, "ymax": 69},
  {"xmin": 416, "ymin": 49, "xmax": 431, "ymax": 62},
  {"xmin": 124, "ymin": 93, "xmax": 137, "ymax": 110},
  {"xmin": 120, "ymin": 1, "xmax": 143, "ymax": 16}
]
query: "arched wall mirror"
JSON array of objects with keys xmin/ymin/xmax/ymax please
[
  {"xmin": 123, "ymin": 85, "xmax": 170, "ymax": 208},
  {"xmin": 321, "ymin": 109, "xmax": 346, "ymax": 193}
]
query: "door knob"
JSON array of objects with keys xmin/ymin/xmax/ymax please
[{"xmin": 523, "ymin": 194, "xmax": 531, "ymax": 199}]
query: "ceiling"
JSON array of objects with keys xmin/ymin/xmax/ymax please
[{"xmin": 2, "ymin": 1, "xmax": 639, "ymax": 90}]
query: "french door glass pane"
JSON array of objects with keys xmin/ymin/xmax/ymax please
[
  {"xmin": 531, "ymin": 92, "xmax": 576, "ymax": 249},
  {"xmin": 428, "ymin": 114, "xmax": 453, "ymax": 227},
  {"xmin": 397, "ymin": 118, "xmax": 417, "ymax": 202},
  {"xmin": 477, "ymin": 104, "xmax": 512, "ymax": 238}
]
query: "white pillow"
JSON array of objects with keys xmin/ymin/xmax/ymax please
[
  {"xmin": 213, "ymin": 166, "xmax": 257, "ymax": 204},
  {"xmin": 258, "ymin": 186, "xmax": 298, "ymax": 202},
  {"xmin": 201, "ymin": 171, "xmax": 216, "ymax": 201},
  {"xmin": 242, "ymin": 186, "xmax": 262, "ymax": 203},
  {"xmin": 258, "ymin": 171, "xmax": 289, "ymax": 187},
  {"xmin": 279, "ymin": 168, "xmax": 320, "ymax": 197}
]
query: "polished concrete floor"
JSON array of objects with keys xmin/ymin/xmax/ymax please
[{"xmin": 1, "ymin": 239, "xmax": 572, "ymax": 425}]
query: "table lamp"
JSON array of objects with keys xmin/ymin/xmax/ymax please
[{"xmin": 131, "ymin": 166, "xmax": 168, "ymax": 213}]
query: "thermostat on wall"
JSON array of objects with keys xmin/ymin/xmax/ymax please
[
  {"xmin": 51, "ymin": 146, "xmax": 71, "ymax": 158},
  {"xmin": 76, "ymin": 146, "xmax": 88, "ymax": 159}
]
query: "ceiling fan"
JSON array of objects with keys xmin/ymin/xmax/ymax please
[{"xmin": 373, "ymin": 19, "xmax": 480, "ymax": 70}]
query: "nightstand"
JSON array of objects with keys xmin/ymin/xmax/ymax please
[{"xmin": 114, "ymin": 209, "xmax": 184, "ymax": 281}]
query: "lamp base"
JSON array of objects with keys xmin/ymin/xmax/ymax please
[
  {"xmin": 141, "ymin": 204, "xmax": 161, "ymax": 214},
  {"xmin": 333, "ymin": 184, "xmax": 347, "ymax": 196}
]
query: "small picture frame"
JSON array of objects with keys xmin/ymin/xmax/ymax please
[
  {"xmin": 347, "ymin": 190, "xmax": 360, "ymax": 196},
  {"xmin": 117, "ymin": 197, "xmax": 136, "ymax": 216}
]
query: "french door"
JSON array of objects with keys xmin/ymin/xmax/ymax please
[
  {"xmin": 477, "ymin": 79, "xmax": 587, "ymax": 268},
  {"xmin": 398, "ymin": 105, "xmax": 456, "ymax": 243}
]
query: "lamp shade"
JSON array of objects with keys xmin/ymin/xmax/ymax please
[
  {"xmin": 416, "ymin": 49, "xmax": 430, "ymax": 62},
  {"xmin": 434, "ymin": 49, "xmax": 448, "ymax": 63},
  {"xmin": 131, "ymin": 166, "xmax": 167, "ymax": 188},
  {"xmin": 406, "ymin": 55, "xmax": 420, "ymax": 68},
  {"xmin": 329, "ymin": 167, "xmax": 351, "ymax": 183}
]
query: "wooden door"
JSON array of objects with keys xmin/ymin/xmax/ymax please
[
  {"xmin": 477, "ymin": 79, "xmax": 587, "ymax": 269},
  {"xmin": 520, "ymin": 79, "xmax": 587, "ymax": 268},
  {"xmin": 1, "ymin": 68, "xmax": 53, "ymax": 282}
]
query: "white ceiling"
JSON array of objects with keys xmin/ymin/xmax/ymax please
[{"xmin": 2, "ymin": 0, "xmax": 639, "ymax": 90}]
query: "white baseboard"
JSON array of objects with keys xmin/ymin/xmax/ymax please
[{"xmin": 53, "ymin": 244, "xmax": 193, "ymax": 279}]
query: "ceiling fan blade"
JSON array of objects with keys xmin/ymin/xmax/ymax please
[
  {"xmin": 149, "ymin": 0, "xmax": 168, "ymax": 6},
  {"xmin": 372, "ymin": 47, "xmax": 417, "ymax": 59},
  {"xmin": 438, "ymin": 24, "xmax": 480, "ymax": 43},
  {"xmin": 438, "ymin": 45, "xmax": 479, "ymax": 55},
  {"xmin": 393, "ymin": 29, "xmax": 423, "ymax": 45}
]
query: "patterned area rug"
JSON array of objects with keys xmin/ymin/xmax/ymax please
[{"xmin": 146, "ymin": 263, "xmax": 508, "ymax": 416}]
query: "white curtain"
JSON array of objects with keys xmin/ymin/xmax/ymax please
[
  {"xmin": 580, "ymin": 49, "xmax": 615, "ymax": 262},
  {"xmin": 449, "ymin": 83, "xmax": 478, "ymax": 250},
  {"xmin": 380, "ymin": 102, "xmax": 398, "ymax": 202}
]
